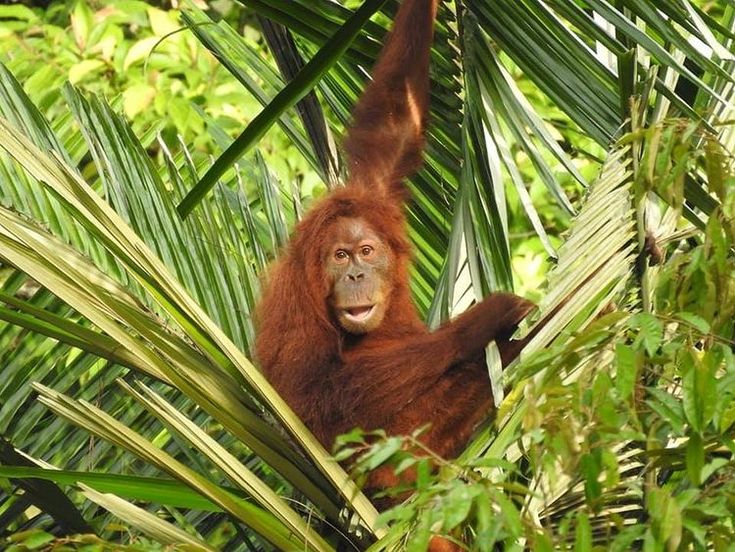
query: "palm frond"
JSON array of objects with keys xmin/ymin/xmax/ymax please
[
  {"xmin": 0, "ymin": 75, "xmax": 379, "ymax": 545},
  {"xmin": 0, "ymin": 0, "xmax": 733, "ymax": 547},
  {"xmin": 177, "ymin": 0, "xmax": 390, "ymax": 217}
]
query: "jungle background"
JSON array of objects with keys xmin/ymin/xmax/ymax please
[{"xmin": 0, "ymin": 0, "xmax": 733, "ymax": 550}]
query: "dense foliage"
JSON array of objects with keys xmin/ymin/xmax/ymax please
[
  {"xmin": 0, "ymin": 0, "xmax": 732, "ymax": 551},
  {"xmin": 342, "ymin": 122, "xmax": 735, "ymax": 550},
  {"xmin": 0, "ymin": 0, "xmax": 318, "ymax": 183}
]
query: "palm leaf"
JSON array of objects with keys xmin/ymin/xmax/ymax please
[
  {"xmin": 0, "ymin": 0, "xmax": 732, "ymax": 548},
  {"xmin": 79, "ymin": 484, "xmax": 214, "ymax": 551},
  {"xmin": 177, "ymin": 0, "xmax": 390, "ymax": 217},
  {"xmin": 0, "ymin": 79, "xmax": 379, "ymax": 545}
]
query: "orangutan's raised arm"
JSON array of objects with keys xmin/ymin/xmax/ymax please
[{"xmin": 343, "ymin": 0, "xmax": 439, "ymax": 195}]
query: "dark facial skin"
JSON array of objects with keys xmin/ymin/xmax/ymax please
[{"xmin": 325, "ymin": 218, "xmax": 393, "ymax": 334}]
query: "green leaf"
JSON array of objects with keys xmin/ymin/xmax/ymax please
[
  {"xmin": 682, "ymin": 350, "xmax": 717, "ymax": 433},
  {"xmin": 580, "ymin": 452, "xmax": 602, "ymax": 505},
  {"xmin": 79, "ymin": 484, "xmax": 215, "ymax": 551},
  {"xmin": 573, "ymin": 512, "xmax": 592, "ymax": 552},
  {"xmin": 704, "ymin": 137, "xmax": 726, "ymax": 203},
  {"xmin": 363, "ymin": 437, "xmax": 403, "ymax": 470},
  {"xmin": 629, "ymin": 312, "xmax": 663, "ymax": 357},
  {"xmin": 0, "ymin": 467, "xmax": 220, "ymax": 511},
  {"xmin": 615, "ymin": 343, "xmax": 638, "ymax": 400},
  {"xmin": 682, "ymin": 519, "xmax": 707, "ymax": 549},
  {"xmin": 14, "ymin": 530, "xmax": 54, "ymax": 549},
  {"xmin": 122, "ymin": 83, "xmax": 157, "ymax": 118},
  {"xmin": 610, "ymin": 525, "xmax": 646, "ymax": 552},
  {"xmin": 676, "ymin": 312, "xmax": 711, "ymax": 335},
  {"xmin": 492, "ymin": 488, "xmax": 523, "ymax": 539},
  {"xmin": 441, "ymin": 484, "xmax": 478, "ymax": 531},
  {"xmin": 147, "ymin": 6, "xmax": 179, "ymax": 36},
  {"xmin": 647, "ymin": 487, "xmax": 682, "ymax": 551},
  {"xmin": 719, "ymin": 401, "xmax": 735, "ymax": 433},
  {"xmin": 415, "ymin": 459, "xmax": 432, "ymax": 490},
  {"xmin": 0, "ymin": 5, "xmax": 38, "ymax": 21},
  {"xmin": 332, "ymin": 446, "xmax": 360, "ymax": 462},
  {"xmin": 646, "ymin": 388, "xmax": 686, "ymax": 434},
  {"xmin": 123, "ymin": 37, "xmax": 160, "ymax": 70},
  {"xmin": 531, "ymin": 531, "xmax": 555, "ymax": 552},
  {"xmin": 474, "ymin": 494, "xmax": 495, "ymax": 552},
  {"xmin": 685, "ymin": 432, "xmax": 704, "ymax": 486},
  {"xmin": 177, "ymin": 0, "xmax": 390, "ymax": 218},
  {"xmin": 71, "ymin": 0, "xmax": 93, "ymax": 50},
  {"xmin": 68, "ymin": 59, "xmax": 105, "ymax": 85},
  {"xmin": 701, "ymin": 457, "xmax": 728, "ymax": 484},
  {"xmin": 405, "ymin": 509, "xmax": 433, "ymax": 552}
]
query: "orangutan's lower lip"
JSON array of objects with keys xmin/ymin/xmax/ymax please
[{"xmin": 343, "ymin": 305, "xmax": 375, "ymax": 322}]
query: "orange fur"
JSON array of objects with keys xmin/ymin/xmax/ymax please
[{"xmin": 255, "ymin": 2, "xmax": 532, "ymax": 550}]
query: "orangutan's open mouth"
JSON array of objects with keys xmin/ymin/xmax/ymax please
[{"xmin": 343, "ymin": 305, "xmax": 376, "ymax": 323}]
